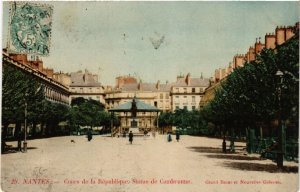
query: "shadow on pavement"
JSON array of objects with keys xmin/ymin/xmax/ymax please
[
  {"xmin": 2, "ymin": 147, "xmax": 38, "ymax": 155},
  {"xmin": 101, "ymin": 135, "xmax": 113, "ymax": 137},
  {"xmin": 187, "ymin": 146, "xmax": 224, "ymax": 154},
  {"xmin": 206, "ymin": 154, "xmax": 261, "ymax": 161},
  {"xmin": 125, "ymin": 143, "xmax": 142, "ymax": 145},
  {"xmin": 233, "ymin": 145, "xmax": 246, "ymax": 148},
  {"xmin": 222, "ymin": 161, "xmax": 298, "ymax": 173}
]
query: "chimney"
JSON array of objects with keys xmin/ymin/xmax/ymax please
[
  {"xmin": 45, "ymin": 68, "xmax": 54, "ymax": 78},
  {"xmin": 116, "ymin": 76, "xmax": 124, "ymax": 88},
  {"xmin": 138, "ymin": 80, "xmax": 143, "ymax": 91},
  {"xmin": 255, "ymin": 40, "xmax": 265, "ymax": 54},
  {"xmin": 275, "ymin": 26, "xmax": 286, "ymax": 45},
  {"xmin": 177, "ymin": 73, "xmax": 184, "ymax": 81},
  {"xmin": 185, "ymin": 73, "xmax": 191, "ymax": 85},
  {"xmin": 93, "ymin": 74, "xmax": 98, "ymax": 82},
  {"xmin": 285, "ymin": 26, "xmax": 295, "ymax": 41},
  {"xmin": 265, "ymin": 33, "xmax": 276, "ymax": 49},
  {"xmin": 156, "ymin": 80, "xmax": 160, "ymax": 90}
]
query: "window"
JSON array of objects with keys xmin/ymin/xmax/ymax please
[
  {"xmin": 184, "ymin": 88, "xmax": 187, "ymax": 93},
  {"xmin": 183, "ymin": 106, "xmax": 188, "ymax": 110},
  {"xmin": 176, "ymin": 88, "xmax": 179, "ymax": 92},
  {"xmin": 192, "ymin": 96, "xmax": 195, "ymax": 102},
  {"xmin": 154, "ymin": 101, "xmax": 157, "ymax": 107},
  {"xmin": 165, "ymin": 93, "xmax": 169, "ymax": 99},
  {"xmin": 184, "ymin": 96, "xmax": 187, "ymax": 98},
  {"xmin": 192, "ymin": 106, "xmax": 196, "ymax": 110},
  {"xmin": 176, "ymin": 106, "xmax": 179, "ymax": 110},
  {"xmin": 192, "ymin": 88, "xmax": 195, "ymax": 93},
  {"xmin": 160, "ymin": 93, "xmax": 163, "ymax": 99},
  {"xmin": 175, "ymin": 96, "xmax": 179, "ymax": 98}
]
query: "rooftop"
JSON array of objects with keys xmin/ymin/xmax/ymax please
[{"xmin": 70, "ymin": 70, "xmax": 102, "ymax": 87}]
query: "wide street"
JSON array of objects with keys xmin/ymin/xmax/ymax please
[{"xmin": 1, "ymin": 135, "xmax": 298, "ymax": 192}]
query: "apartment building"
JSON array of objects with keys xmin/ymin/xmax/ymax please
[{"xmin": 171, "ymin": 73, "xmax": 210, "ymax": 111}]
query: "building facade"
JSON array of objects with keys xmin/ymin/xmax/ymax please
[
  {"xmin": 105, "ymin": 76, "xmax": 172, "ymax": 131},
  {"xmin": 209, "ymin": 22, "xmax": 299, "ymax": 107},
  {"xmin": 214, "ymin": 22, "xmax": 299, "ymax": 82},
  {"xmin": 69, "ymin": 70, "xmax": 105, "ymax": 105},
  {"xmin": 171, "ymin": 73, "xmax": 210, "ymax": 111},
  {"xmin": 3, "ymin": 51, "xmax": 70, "ymax": 105}
]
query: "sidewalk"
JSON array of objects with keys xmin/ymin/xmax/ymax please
[{"xmin": 1, "ymin": 135, "xmax": 298, "ymax": 192}]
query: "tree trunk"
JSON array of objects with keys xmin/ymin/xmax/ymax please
[
  {"xmin": 40, "ymin": 122, "xmax": 45, "ymax": 137},
  {"xmin": 32, "ymin": 123, "xmax": 37, "ymax": 138},
  {"xmin": 14, "ymin": 122, "xmax": 21, "ymax": 138},
  {"xmin": 45, "ymin": 122, "xmax": 51, "ymax": 137},
  {"xmin": 2, "ymin": 123, "xmax": 9, "ymax": 140},
  {"xmin": 222, "ymin": 124, "xmax": 227, "ymax": 153}
]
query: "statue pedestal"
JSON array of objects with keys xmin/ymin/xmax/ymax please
[{"xmin": 129, "ymin": 118, "xmax": 139, "ymax": 133}]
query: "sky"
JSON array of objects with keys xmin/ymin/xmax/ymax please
[{"xmin": 2, "ymin": 1, "xmax": 299, "ymax": 85}]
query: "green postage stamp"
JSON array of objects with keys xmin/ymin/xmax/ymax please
[{"xmin": 7, "ymin": 2, "xmax": 53, "ymax": 56}]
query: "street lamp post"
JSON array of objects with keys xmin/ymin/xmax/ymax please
[
  {"xmin": 110, "ymin": 112, "xmax": 113, "ymax": 137},
  {"xmin": 275, "ymin": 70, "xmax": 284, "ymax": 169},
  {"xmin": 24, "ymin": 100, "xmax": 28, "ymax": 152}
]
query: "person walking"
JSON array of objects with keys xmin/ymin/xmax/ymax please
[
  {"xmin": 167, "ymin": 132, "xmax": 172, "ymax": 142},
  {"xmin": 129, "ymin": 131, "xmax": 133, "ymax": 144},
  {"xmin": 87, "ymin": 129, "xmax": 93, "ymax": 141},
  {"xmin": 17, "ymin": 130, "xmax": 23, "ymax": 151},
  {"xmin": 152, "ymin": 130, "xmax": 156, "ymax": 138},
  {"xmin": 176, "ymin": 131, "xmax": 180, "ymax": 142},
  {"xmin": 143, "ymin": 130, "xmax": 148, "ymax": 139}
]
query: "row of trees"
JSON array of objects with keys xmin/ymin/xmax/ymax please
[
  {"xmin": 201, "ymin": 33, "xmax": 299, "ymax": 139},
  {"xmin": 159, "ymin": 109, "xmax": 210, "ymax": 135},
  {"xmin": 2, "ymin": 63, "xmax": 114, "ymax": 143},
  {"xmin": 158, "ymin": 30, "xmax": 298, "ymax": 139},
  {"xmin": 69, "ymin": 97, "xmax": 119, "ymax": 134}
]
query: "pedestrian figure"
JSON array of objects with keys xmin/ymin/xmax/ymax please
[
  {"xmin": 176, "ymin": 131, "xmax": 180, "ymax": 142},
  {"xmin": 143, "ymin": 130, "xmax": 148, "ymax": 139},
  {"xmin": 152, "ymin": 131, "xmax": 156, "ymax": 138},
  {"xmin": 129, "ymin": 131, "xmax": 133, "ymax": 144},
  {"xmin": 87, "ymin": 129, "xmax": 93, "ymax": 141},
  {"xmin": 167, "ymin": 132, "xmax": 172, "ymax": 142},
  {"xmin": 17, "ymin": 130, "xmax": 23, "ymax": 151}
]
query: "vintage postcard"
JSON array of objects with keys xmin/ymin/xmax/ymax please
[{"xmin": 1, "ymin": 1, "xmax": 299, "ymax": 192}]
